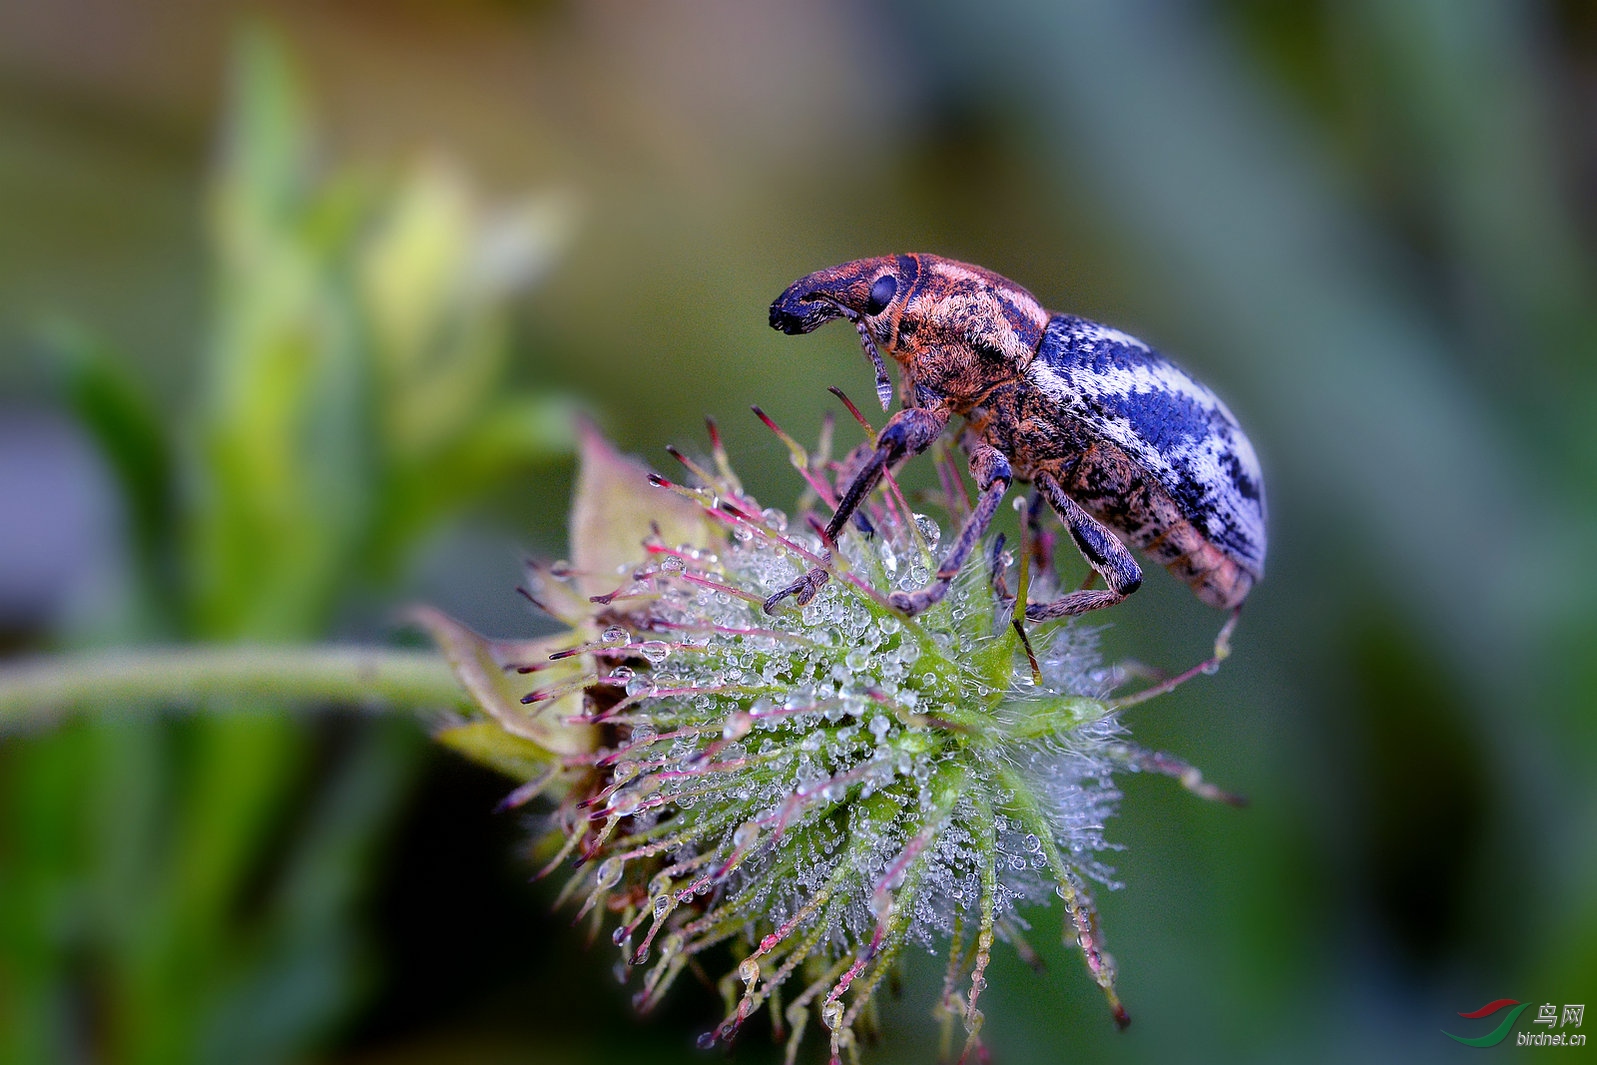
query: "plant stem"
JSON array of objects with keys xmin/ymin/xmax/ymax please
[{"xmin": 0, "ymin": 646, "xmax": 465, "ymax": 732}]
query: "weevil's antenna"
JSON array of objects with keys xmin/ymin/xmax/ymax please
[{"xmin": 850, "ymin": 316, "xmax": 894, "ymax": 410}]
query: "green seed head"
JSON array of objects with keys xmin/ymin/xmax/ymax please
[{"xmin": 425, "ymin": 415, "xmax": 1239, "ymax": 1062}]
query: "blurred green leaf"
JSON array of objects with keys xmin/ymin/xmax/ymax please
[
  {"xmin": 48, "ymin": 328, "xmax": 178, "ymax": 629},
  {"xmin": 213, "ymin": 26, "xmax": 313, "ymax": 270},
  {"xmin": 8, "ymin": 23, "xmax": 578, "ymax": 1065},
  {"xmin": 199, "ymin": 719, "xmax": 420, "ymax": 1065},
  {"xmin": 195, "ymin": 27, "xmax": 369, "ymax": 638}
]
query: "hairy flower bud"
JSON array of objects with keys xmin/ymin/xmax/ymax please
[{"xmin": 422, "ymin": 410, "xmax": 1240, "ymax": 1064}]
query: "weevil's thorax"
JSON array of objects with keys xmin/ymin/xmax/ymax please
[{"xmin": 887, "ymin": 257, "xmax": 1050, "ymax": 411}]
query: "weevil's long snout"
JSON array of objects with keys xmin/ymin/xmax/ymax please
[
  {"xmin": 768, "ymin": 276, "xmax": 849, "ymax": 335},
  {"xmin": 768, "ymin": 258, "xmax": 896, "ymax": 334}
]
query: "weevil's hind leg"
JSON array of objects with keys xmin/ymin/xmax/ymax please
[
  {"xmin": 763, "ymin": 405, "xmax": 951, "ymax": 615},
  {"xmin": 1024, "ymin": 476, "xmax": 1143, "ymax": 622},
  {"xmin": 1025, "ymin": 487, "xmax": 1055, "ymax": 578},
  {"xmin": 889, "ymin": 446, "xmax": 1011, "ymax": 616}
]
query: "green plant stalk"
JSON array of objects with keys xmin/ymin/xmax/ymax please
[{"xmin": 0, "ymin": 646, "xmax": 464, "ymax": 730}]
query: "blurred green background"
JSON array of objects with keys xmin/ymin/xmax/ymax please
[{"xmin": 1, "ymin": 2, "xmax": 1593, "ymax": 1063}]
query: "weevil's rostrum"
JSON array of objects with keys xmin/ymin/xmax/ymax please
[{"xmin": 767, "ymin": 253, "xmax": 1266, "ymax": 620}]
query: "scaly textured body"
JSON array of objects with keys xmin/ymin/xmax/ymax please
[{"xmin": 765, "ymin": 253, "xmax": 1266, "ymax": 619}]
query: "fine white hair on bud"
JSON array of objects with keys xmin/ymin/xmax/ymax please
[{"xmin": 422, "ymin": 408, "xmax": 1242, "ymax": 1065}]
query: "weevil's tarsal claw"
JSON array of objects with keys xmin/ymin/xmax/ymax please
[
  {"xmin": 888, "ymin": 584, "xmax": 947, "ymax": 616},
  {"xmin": 762, "ymin": 567, "xmax": 830, "ymax": 615}
]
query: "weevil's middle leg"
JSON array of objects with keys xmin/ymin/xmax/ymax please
[
  {"xmin": 763, "ymin": 405, "xmax": 950, "ymax": 614},
  {"xmin": 1025, "ymin": 476, "xmax": 1143, "ymax": 621},
  {"xmin": 889, "ymin": 445, "xmax": 1011, "ymax": 616},
  {"xmin": 1025, "ymin": 488, "xmax": 1055, "ymax": 577}
]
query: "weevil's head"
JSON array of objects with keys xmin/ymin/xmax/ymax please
[{"xmin": 770, "ymin": 254, "xmax": 1049, "ymax": 409}]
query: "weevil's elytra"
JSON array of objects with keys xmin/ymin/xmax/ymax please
[{"xmin": 765, "ymin": 253, "xmax": 1266, "ymax": 622}]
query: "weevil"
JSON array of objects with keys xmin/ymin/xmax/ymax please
[{"xmin": 762, "ymin": 253, "xmax": 1266, "ymax": 627}]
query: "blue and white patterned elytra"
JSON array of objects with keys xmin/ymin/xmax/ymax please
[{"xmin": 1030, "ymin": 316, "xmax": 1267, "ymax": 576}]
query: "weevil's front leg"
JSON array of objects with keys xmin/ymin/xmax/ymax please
[
  {"xmin": 1025, "ymin": 475, "xmax": 1143, "ymax": 621},
  {"xmin": 888, "ymin": 445, "xmax": 1010, "ymax": 616},
  {"xmin": 834, "ymin": 440, "xmax": 879, "ymax": 538},
  {"xmin": 763, "ymin": 405, "xmax": 950, "ymax": 614}
]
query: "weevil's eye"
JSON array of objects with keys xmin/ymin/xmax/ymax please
[{"xmin": 865, "ymin": 274, "xmax": 897, "ymax": 315}]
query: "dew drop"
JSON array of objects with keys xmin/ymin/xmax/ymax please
[
  {"xmin": 595, "ymin": 857, "xmax": 624, "ymax": 889},
  {"xmin": 602, "ymin": 626, "xmax": 629, "ymax": 645},
  {"xmin": 639, "ymin": 641, "xmax": 671, "ymax": 664},
  {"xmin": 660, "ymin": 554, "xmax": 686, "ymax": 572}
]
